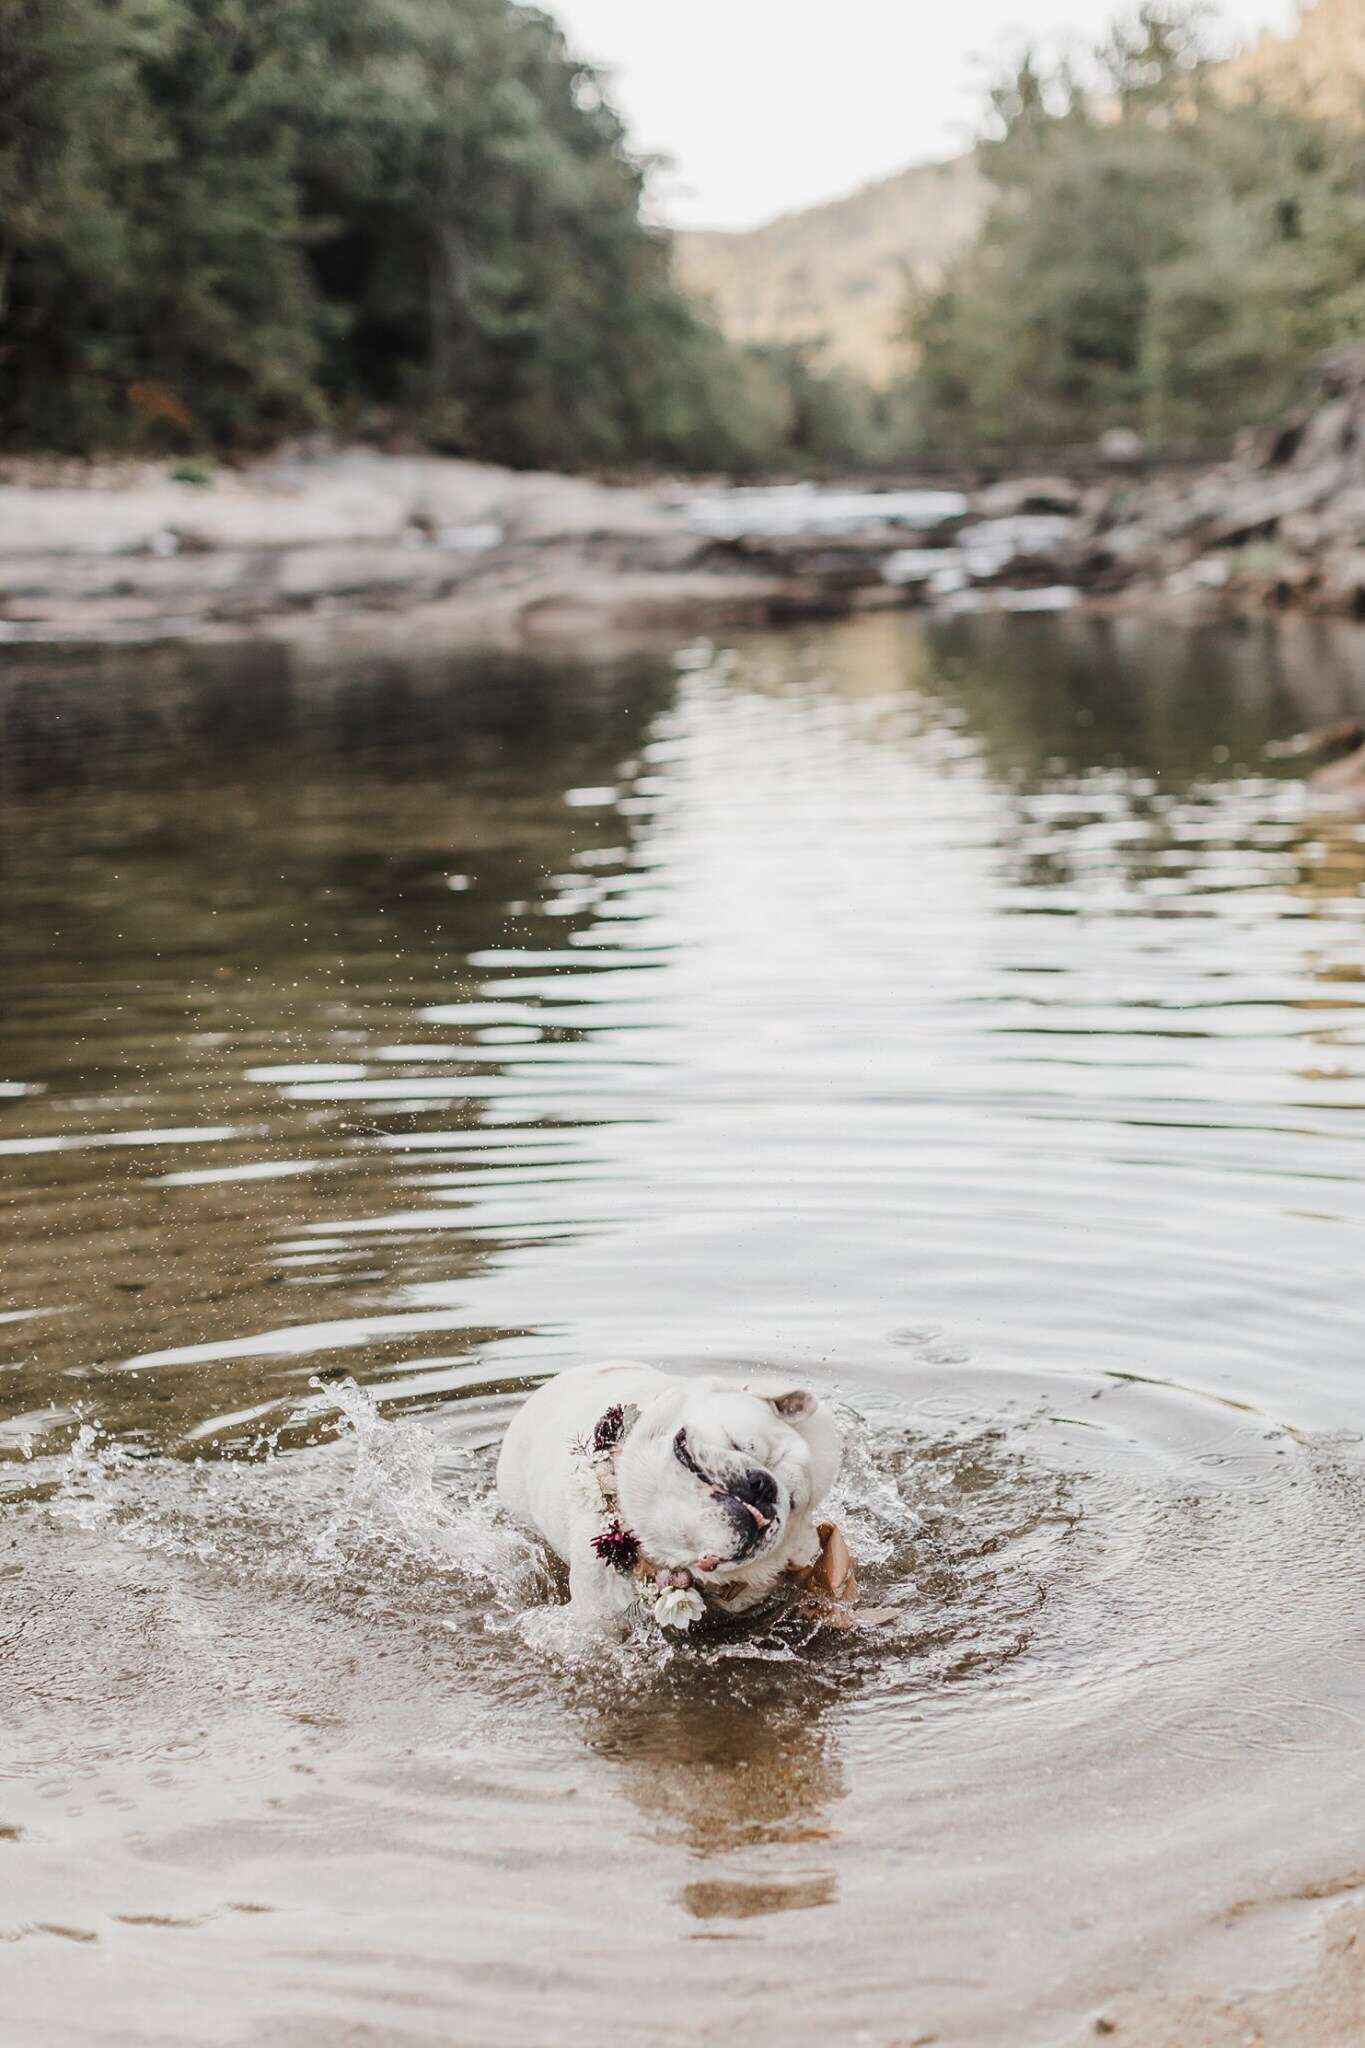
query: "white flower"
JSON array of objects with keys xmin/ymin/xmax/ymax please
[
  {"xmin": 652, "ymin": 1584, "xmax": 707, "ymax": 1630},
  {"xmin": 569, "ymin": 1461, "xmax": 603, "ymax": 1513}
]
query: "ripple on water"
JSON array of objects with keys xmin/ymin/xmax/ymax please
[{"xmin": 4, "ymin": 614, "xmax": 1365, "ymax": 2042}]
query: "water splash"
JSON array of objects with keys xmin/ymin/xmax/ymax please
[
  {"xmin": 36, "ymin": 1378, "xmax": 1072, "ymax": 1696},
  {"xmin": 305, "ymin": 1375, "xmax": 542, "ymax": 1603}
]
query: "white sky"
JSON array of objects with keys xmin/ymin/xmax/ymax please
[{"xmin": 547, "ymin": 0, "xmax": 1303, "ymax": 229}]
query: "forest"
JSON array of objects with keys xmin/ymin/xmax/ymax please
[
  {"xmin": 2, "ymin": 1, "xmax": 1362, "ymax": 471},
  {"xmin": 909, "ymin": 6, "xmax": 1365, "ymax": 453},
  {"xmin": 0, "ymin": 0, "xmax": 868, "ymax": 469}
]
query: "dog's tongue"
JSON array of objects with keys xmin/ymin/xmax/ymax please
[{"xmin": 695, "ymin": 1553, "xmax": 721, "ymax": 1572}]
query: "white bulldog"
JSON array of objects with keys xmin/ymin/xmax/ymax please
[{"xmin": 497, "ymin": 1361, "xmax": 842, "ymax": 1632}]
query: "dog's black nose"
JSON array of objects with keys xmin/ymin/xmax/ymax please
[
  {"xmin": 726, "ymin": 1466, "xmax": 779, "ymax": 1546},
  {"xmin": 731, "ymin": 1467, "xmax": 778, "ymax": 1513}
]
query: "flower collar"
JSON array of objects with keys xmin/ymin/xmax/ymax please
[
  {"xmin": 576, "ymin": 1403, "xmax": 707, "ymax": 1630},
  {"xmin": 576, "ymin": 1403, "xmax": 884, "ymax": 1634}
]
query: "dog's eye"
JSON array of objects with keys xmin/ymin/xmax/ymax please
[{"xmin": 673, "ymin": 1428, "xmax": 708, "ymax": 1481}]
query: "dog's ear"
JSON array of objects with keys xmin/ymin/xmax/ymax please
[
  {"xmin": 745, "ymin": 1377, "xmax": 816, "ymax": 1420},
  {"xmin": 746, "ymin": 1377, "xmax": 840, "ymax": 1502}
]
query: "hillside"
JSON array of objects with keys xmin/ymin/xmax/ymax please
[
  {"xmin": 676, "ymin": 155, "xmax": 986, "ymax": 387},
  {"xmin": 1227, "ymin": 0, "xmax": 1365, "ymax": 121},
  {"xmin": 675, "ymin": 2, "xmax": 1364, "ymax": 392}
]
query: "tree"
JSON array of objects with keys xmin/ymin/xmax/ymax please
[
  {"xmin": 0, "ymin": 0, "xmax": 166, "ymax": 443},
  {"xmin": 907, "ymin": 3, "xmax": 1365, "ymax": 453},
  {"xmin": 0, "ymin": 0, "xmax": 862, "ymax": 470}
]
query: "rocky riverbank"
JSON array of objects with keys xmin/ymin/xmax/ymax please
[
  {"xmin": 0, "ymin": 451, "xmax": 764, "ymax": 645},
  {"xmin": 5, "ymin": 352, "xmax": 1365, "ymax": 645},
  {"xmin": 1072, "ymin": 346, "xmax": 1365, "ymax": 621},
  {"xmin": 0, "ymin": 447, "xmax": 1078, "ymax": 645}
]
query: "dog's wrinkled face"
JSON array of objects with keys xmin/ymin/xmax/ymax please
[{"xmin": 614, "ymin": 1378, "xmax": 840, "ymax": 1580}]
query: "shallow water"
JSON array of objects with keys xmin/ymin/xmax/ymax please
[{"xmin": 4, "ymin": 612, "xmax": 1365, "ymax": 2046}]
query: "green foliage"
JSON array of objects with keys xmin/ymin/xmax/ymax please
[
  {"xmin": 908, "ymin": 3, "xmax": 1365, "ymax": 453},
  {"xmin": 0, "ymin": 0, "xmax": 167, "ymax": 442},
  {"xmin": 748, "ymin": 346, "xmax": 887, "ymax": 471},
  {"xmin": 0, "ymin": 0, "xmax": 860, "ymax": 470}
]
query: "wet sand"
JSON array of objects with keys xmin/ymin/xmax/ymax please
[{"xmin": 1087, "ymin": 1898, "xmax": 1365, "ymax": 2045}]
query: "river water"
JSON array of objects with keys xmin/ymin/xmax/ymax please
[{"xmin": 3, "ymin": 611, "xmax": 1365, "ymax": 2046}]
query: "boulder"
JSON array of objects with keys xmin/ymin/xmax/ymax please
[
  {"xmin": 1098, "ymin": 427, "xmax": 1144, "ymax": 464},
  {"xmin": 973, "ymin": 476, "xmax": 1083, "ymax": 518}
]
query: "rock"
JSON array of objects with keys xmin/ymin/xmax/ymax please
[
  {"xmin": 714, "ymin": 531, "xmax": 910, "ymax": 591},
  {"xmin": 1098, "ymin": 427, "xmax": 1144, "ymax": 463},
  {"xmin": 882, "ymin": 546, "xmax": 956, "ymax": 590},
  {"xmin": 974, "ymin": 476, "xmax": 1083, "ymax": 518},
  {"xmin": 1314, "ymin": 545, "xmax": 1365, "ymax": 614},
  {"xmin": 1317, "ymin": 342, "xmax": 1365, "ymax": 398},
  {"xmin": 1264, "ymin": 718, "xmax": 1365, "ymax": 761},
  {"xmin": 1061, "ymin": 344, "xmax": 1365, "ymax": 616},
  {"xmin": 1311, "ymin": 742, "xmax": 1365, "ymax": 796},
  {"xmin": 957, "ymin": 513, "xmax": 1075, "ymax": 584}
]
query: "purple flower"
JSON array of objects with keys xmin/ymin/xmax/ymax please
[
  {"xmin": 591, "ymin": 1520, "xmax": 640, "ymax": 1573},
  {"xmin": 591, "ymin": 1405, "xmax": 627, "ymax": 1455}
]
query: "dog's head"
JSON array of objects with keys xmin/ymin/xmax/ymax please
[{"xmin": 613, "ymin": 1376, "xmax": 840, "ymax": 1582}]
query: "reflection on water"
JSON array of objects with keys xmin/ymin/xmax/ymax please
[{"xmin": 4, "ymin": 611, "xmax": 1365, "ymax": 2045}]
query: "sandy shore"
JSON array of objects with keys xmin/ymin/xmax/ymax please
[{"xmin": 1079, "ymin": 1896, "xmax": 1365, "ymax": 2046}]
